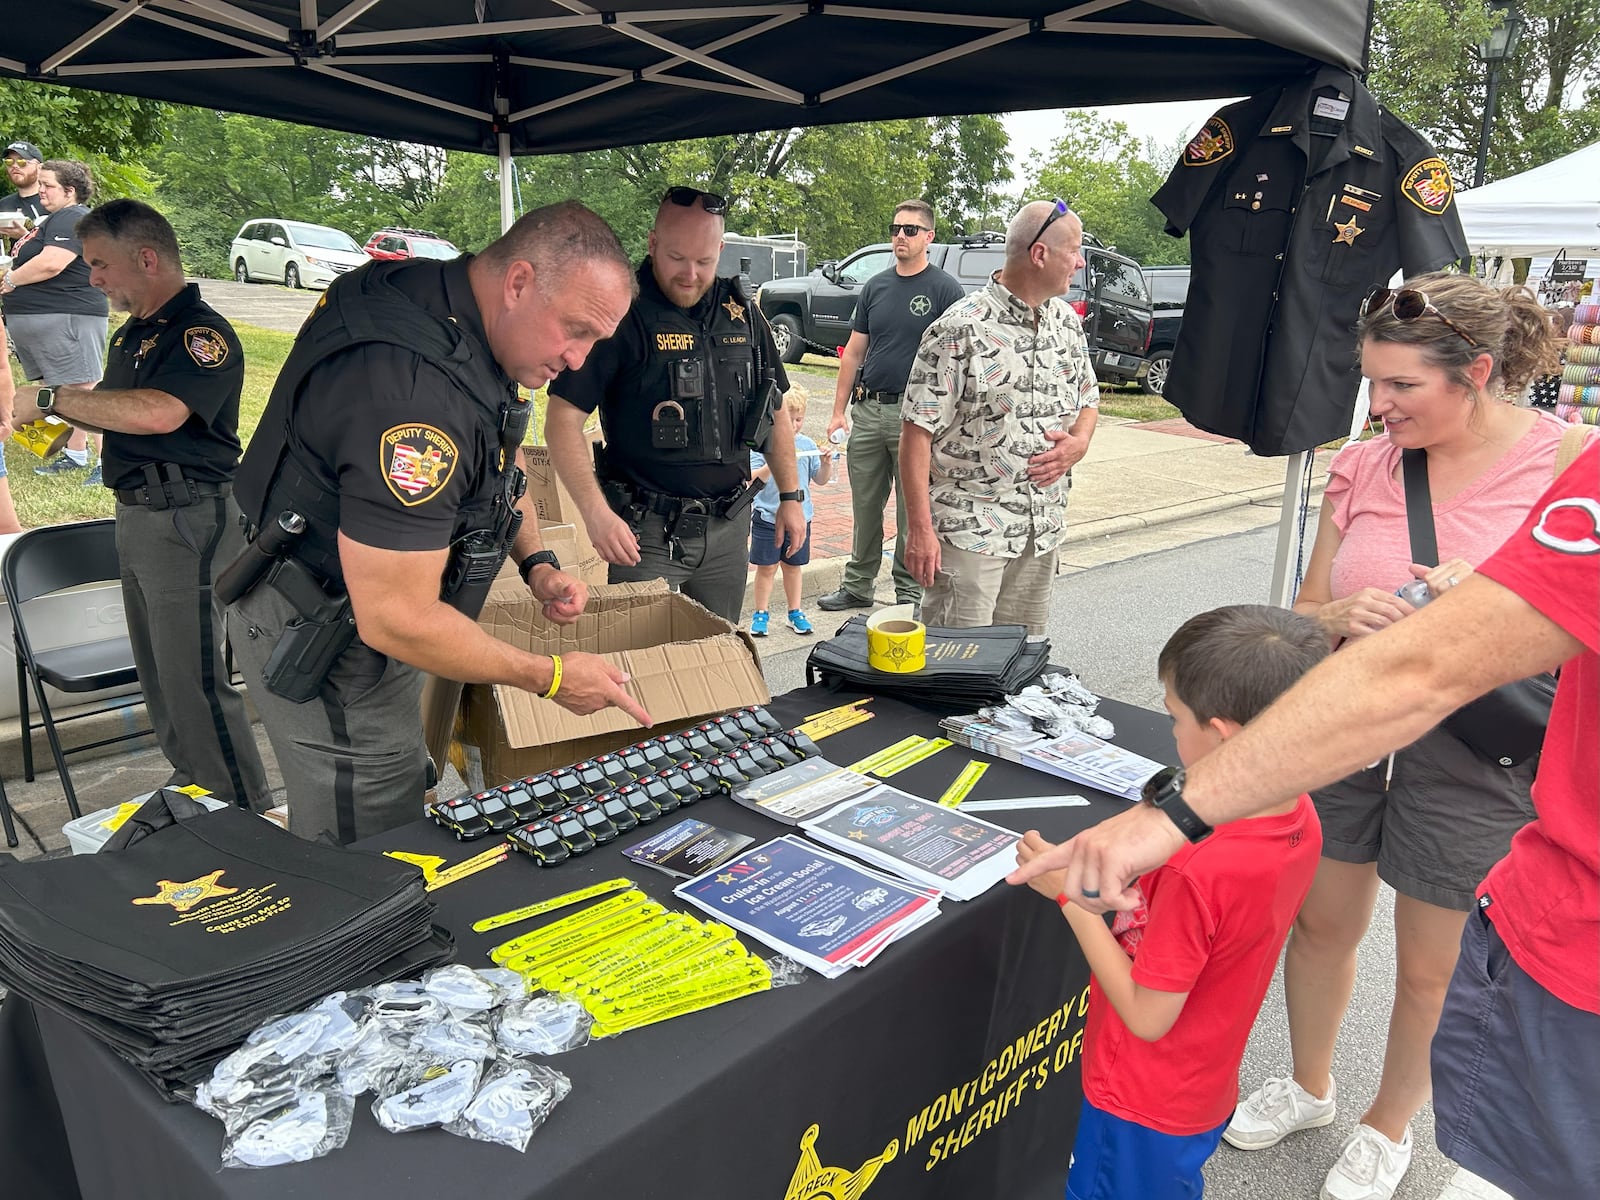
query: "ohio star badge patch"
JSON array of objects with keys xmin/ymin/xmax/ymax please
[
  {"xmin": 381, "ymin": 423, "xmax": 459, "ymax": 506},
  {"xmin": 1182, "ymin": 117, "xmax": 1234, "ymax": 166},
  {"xmin": 184, "ymin": 326, "xmax": 229, "ymax": 368},
  {"xmin": 1401, "ymin": 158, "xmax": 1455, "ymax": 213}
]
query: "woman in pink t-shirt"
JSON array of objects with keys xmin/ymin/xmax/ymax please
[{"xmin": 1226, "ymin": 275, "xmax": 1580, "ymax": 1200}]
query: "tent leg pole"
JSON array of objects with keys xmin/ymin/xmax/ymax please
[
  {"xmin": 1269, "ymin": 451, "xmax": 1310, "ymax": 608},
  {"xmin": 498, "ymin": 133, "xmax": 514, "ymax": 234}
]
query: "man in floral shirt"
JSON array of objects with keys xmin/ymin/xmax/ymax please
[{"xmin": 899, "ymin": 199, "xmax": 1099, "ymax": 635}]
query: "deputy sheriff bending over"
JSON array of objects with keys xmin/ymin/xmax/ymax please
[
  {"xmin": 14, "ymin": 199, "xmax": 270, "ymax": 811},
  {"xmin": 546, "ymin": 187, "xmax": 803, "ymax": 622},
  {"xmin": 226, "ymin": 200, "xmax": 648, "ymax": 845}
]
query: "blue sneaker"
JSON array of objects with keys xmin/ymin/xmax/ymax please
[
  {"xmin": 786, "ymin": 609, "xmax": 814, "ymax": 635},
  {"xmin": 81, "ymin": 464, "xmax": 103, "ymax": 487},
  {"xmin": 35, "ymin": 454, "xmax": 88, "ymax": 476},
  {"xmin": 749, "ymin": 610, "xmax": 770, "ymax": 637}
]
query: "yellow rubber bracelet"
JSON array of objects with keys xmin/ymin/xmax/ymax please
[{"xmin": 544, "ymin": 654, "xmax": 563, "ymax": 699}]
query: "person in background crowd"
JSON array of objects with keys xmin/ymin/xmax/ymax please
[
  {"xmin": 0, "ymin": 141, "xmax": 47, "ymax": 237},
  {"xmin": 748, "ymin": 385, "xmax": 833, "ymax": 637},
  {"xmin": 0, "ymin": 159, "xmax": 107, "ymax": 483},
  {"xmin": 229, "ymin": 200, "xmax": 644, "ymax": 845},
  {"xmin": 1009, "ymin": 440, "xmax": 1600, "ymax": 1200},
  {"xmin": 1016, "ymin": 605, "xmax": 1327, "ymax": 1200},
  {"xmin": 13, "ymin": 200, "xmax": 270, "ymax": 810},
  {"xmin": 0, "ymin": 320, "xmax": 22, "ymax": 534},
  {"xmin": 899, "ymin": 198, "xmax": 1098, "ymax": 636},
  {"xmin": 546, "ymin": 186, "xmax": 802, "ymax": 622},
  {"xmin": 1225, "ymin": 275, "xmax": 1582, "ymax": 1200},
  {"xmin": 817, "ymin": 199, "xmax": 964, "ymax": 613}
]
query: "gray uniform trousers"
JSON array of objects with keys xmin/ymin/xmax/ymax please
[
  {"xmin": 227, "ymin": 566, "xmax": 427, "ymax": 846},
  {"xmin": 114, "ymin": 496, "xmax": 271, "ymax": 811},
  {"xmin": 841, "ymin": 398, "xmax": 920, "ymax": 604},
  {"xmin": 606, "ymin": 505, "xmax": 753, "ymax": 623}
]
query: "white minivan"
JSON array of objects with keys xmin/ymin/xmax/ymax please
[{"xmin": 229, "ymin": 219, "xmax": 369, "ymax": 289}]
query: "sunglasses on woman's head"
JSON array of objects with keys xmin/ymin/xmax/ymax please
[
  {"xmin": 1361, "ymin": 287, "xmax": 1480, "ymax": 348},
  {"xmin": 662, "ymin": 187, "xmax": 728, "ymax": 215}
]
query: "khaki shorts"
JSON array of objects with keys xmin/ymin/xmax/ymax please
[
  {"xmin": 1312, "ymin": 725, "xmax": 1536, "ymax": 911},
  {"xmin": 920, "ymin": 533, "xmax": 1058, "ymax": 637}
]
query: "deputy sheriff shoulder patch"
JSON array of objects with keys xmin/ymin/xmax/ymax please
[
  {"xmin": 1182, "ymin": 117, "xmax": 1234, "ymax": 166},
  {"xmin": 381, "ymin": 423, "xmax": 459, "ymax": 506},
  {"xmin": 1401, "ymin": 157, "xmax": 1455, "ymax": 214},
  {"xmin": 184, "ymin": 326, "xmax": 229, "ymax": 368}
]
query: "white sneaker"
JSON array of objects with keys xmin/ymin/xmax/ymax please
[
  {"xmin": 1320, "ymin": 1123, "xmax": 1413, "ymax": 1200},
  {"xmin": 1223, "ymin": 1074, "xmax": 1337, "ymax": 1150}
]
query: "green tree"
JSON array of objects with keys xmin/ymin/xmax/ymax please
[
  {"xmin": 0, "ymin": 79, "xmax": 165, "ymax": 200},
  {"xmin": 1369, "ymin": 0, "xmax": 1600, "ymax": 184},
  {"xmin": 923, "ymin": 115, "xmax": 1014, "ymax": 236},
  {"xmin": 1024, "ymin": 112, "xmax": 1188, "ymax": 266}
]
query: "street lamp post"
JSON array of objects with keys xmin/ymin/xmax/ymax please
[{"xmin": 1473, "ymin": 0, "xmax": 1525, "ymax": 189}]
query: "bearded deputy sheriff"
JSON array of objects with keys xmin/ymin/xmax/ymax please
[
  {"xmin": 12, "ymin": 199, "xmax": 271, "ymax": 813},
  {"xmin": 545, "ymin": 186, "xmax": 804, "ymax": 622},
  {"xmin": 226, "ymin": 200, "xmax": 651, "ymax": 845}
]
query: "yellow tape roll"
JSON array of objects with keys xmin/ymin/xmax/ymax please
[
  {"xmin": 866, "ymin": 604, "xmax": 926, "ymax": 673},
  {"xmin": 10, "ymin": 416, "xmax": 73, "ymax": 462}
]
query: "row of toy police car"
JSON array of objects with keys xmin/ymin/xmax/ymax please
[{"xmin": 427, "ymin": 706, "xmax": 818, "ymax": 867}]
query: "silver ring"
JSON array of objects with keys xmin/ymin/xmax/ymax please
[
  {"xmin": 1080, "ymin": 888, "xmax": 1101, "ymax": 899},
  {"xmin": 1448, "ymin": 575, "xmax": 1460, "ymax": 589}
]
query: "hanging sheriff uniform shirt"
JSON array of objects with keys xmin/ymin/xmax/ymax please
[{"xmin": 1153, "ymin": 66, "xmax": 1468, "ymax": 456}]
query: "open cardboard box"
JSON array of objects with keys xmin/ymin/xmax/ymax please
[{"xmin": 451, "ymin": 578, "xmax": 769, "ymax": 789}]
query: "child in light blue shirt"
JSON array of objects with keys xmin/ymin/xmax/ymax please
[{"xmin": 749, "ymin": 385, "xmax": 833, "ymax": 636}]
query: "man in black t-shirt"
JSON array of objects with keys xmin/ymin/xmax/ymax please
[
  {"xmin": 819, "ymin": 199, "xmax": 965, "ymax": 610},
  {"xmin": 13, "ymin": 200, "xmax": 270, "ymax": 811},
  {"xmin": 0, "ymin": 141, "xmax": 46, "ymax": 241}
]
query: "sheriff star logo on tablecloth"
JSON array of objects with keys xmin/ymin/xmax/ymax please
[
  {"xmin": 722, "ymin": 297, "xmax": 746, "ymax": 323},
  {"xmin": 1332, "ymin": 217, "xmax": 1365, "ymax": 245},
  {"xmin": 1401, "ymin": 157, "xmax": 1455, "ymax": 213},
  {"xmin": 132, "ymin": 870, "xmax": 238, "ymax": 913},
  {"xmin": 785, "ymin": 1124, "xmax": 898, "ymax": 1200},
  {"xmin": 381, "ymin": 423, "xmax": 459, "ymax": 506},
  {"xmin": 184, "ymin": 326, "xmax": 229, "ymax": 368}
]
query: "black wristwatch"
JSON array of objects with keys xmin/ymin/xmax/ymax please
[
  {"xmin": 1140, "ymin": 766, "xmax": 1213, "ymax": 843},
  {"xmin": 517, "ymin": 550, "xmax": 560, "ymax": 583},
  {"xmin": 777, "ymin": 489, "xmax": 805, "ymax": 503},
  {"xmin": 36, "ymin": 385, "xmax": 55, "ymax": 415}
]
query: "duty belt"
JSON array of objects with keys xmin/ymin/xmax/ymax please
[
  {"xmin": 609, "ymin": 478, "xmax": 756, "ymax": 522},
  {"xmin": 857, "ymin": 389, "xmax": 903, "ymax": 405},
  {"xmin": 115, "ymin": 463, "xmax": 232, "ymax": 511}
]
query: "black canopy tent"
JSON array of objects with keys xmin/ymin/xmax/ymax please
[{"xmin": 12, "ymin": 2, "xmax": 1371, "ymax": 156}]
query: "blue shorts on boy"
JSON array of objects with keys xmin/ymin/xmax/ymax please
[
  {"xmin": 1066, "ymin": 795, "xmax": 1321, "ymax": 1198},
  {"xmin": 1067, "ymin": 1101, "xmax": 1227, "ymax": 1200},
  {"xmin": 749, "ymin": 435, "xmax": 822, "ymax": 567},
  {"xmin": 749, "ymin": 514, "xmax": 811, "ymax": 566}
]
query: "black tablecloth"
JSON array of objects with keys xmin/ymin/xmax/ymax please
[{"xmin": 4, "ymin": 686, "xmax": 1175, "ymax": 1200}]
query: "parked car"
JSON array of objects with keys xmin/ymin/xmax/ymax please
[
  {"xmin": 754, "ymin": 231, "xmax": 1153, "ymax": 385},
  {"xmin": 363, "ymin": 226, "xmax": 461, "ymax": 261},
  {"xmin": 229, "ymin": 219, "xmax": 369, "ymax": 289},
  {"xmin": 1138, "ymin": 264, "xmax": 1190, "ymax": 396}
]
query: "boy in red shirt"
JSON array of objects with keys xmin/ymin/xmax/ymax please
[{"xmin": 1016, "ymin": 604, "xmax": 1327, "ymax": 1199}]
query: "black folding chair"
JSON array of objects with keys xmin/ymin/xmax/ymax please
[{"xmin": 3, "ymin": 520, "xmax": 150, "ymax": 831}]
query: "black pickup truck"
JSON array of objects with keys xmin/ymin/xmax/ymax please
[{"xmin": 755, "ymin": 231, "xmax": 1152, "ymax": 385}]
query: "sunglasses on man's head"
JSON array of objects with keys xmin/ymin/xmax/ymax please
[
  {"xmin": 1361, "ymin": 287, "xmax": 1480, "ymax": 348},
  {"xmin": 889, "ymin": 223, "xmax": 930, "ymax": 238},
  {"xmin": 663, "ymin": 186, "xmax": 727, "ymax": 215},
  {"xmin": 1028, "ymin": 198, "xmax": 1072, "ymax": 249}
]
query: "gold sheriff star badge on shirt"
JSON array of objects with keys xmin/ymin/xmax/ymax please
[{"xmin": 1332, "ymin": 216, "xmax": 1365, "ymax": 245}]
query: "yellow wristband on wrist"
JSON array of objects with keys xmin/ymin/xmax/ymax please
[{"xmin": 544, "ymin": 655, "xmax": 563, "ymax": 700}]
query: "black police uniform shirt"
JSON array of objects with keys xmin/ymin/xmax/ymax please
[
  {"xmin": 1, "ymin": 203, "xmax": 109, "ymax": 318},
  {"xmin": 292, "ymin": 257, "xmax": 511, "ymax": 553},
  {"xmin": 1153, "ymin": 66, "xmax": 1468, "ymax": 456},
  {"xmin": 100, "ymin": 284, "xmax": 246, "ymax": 491},
  {"xmin": 551, "ymin": 259, "xmax": 789, "ymax": 498},
  {"xmin": 854, "ymin": 263, "xmax": 966, "ymax": 393}
]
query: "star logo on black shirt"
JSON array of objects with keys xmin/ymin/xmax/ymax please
[
  {"xmin": 909, "ymin": 294, "xmax": 932, "ymax": 316},
  {"xmin": 721, "ymin": 298, "xmax": 746, "ymax": 323}
]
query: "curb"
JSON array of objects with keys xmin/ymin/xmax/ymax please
[{"xmin": 744, "ymin": 478, "xmax": 1326, "ymax": 609}]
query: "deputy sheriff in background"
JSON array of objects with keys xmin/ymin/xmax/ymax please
[
  {"xmin": 546, "ymin": 186, "xmax": 805, "ymax": 623},
  {"xmin": 13, "ymin": 199, "xmax": 270, "ymax": 812},
  {"xmin": 226, "ymin": 200, "xmax": 649, "ymax": 845}
]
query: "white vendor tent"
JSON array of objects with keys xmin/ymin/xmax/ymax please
[{"xmin": 1457, "ymin": 140, "xmax": 1600, "ymax": 256}]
